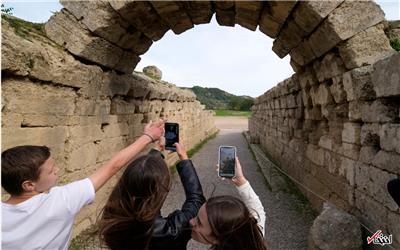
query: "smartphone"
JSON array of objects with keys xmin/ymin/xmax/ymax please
[
  {"xmin": 165, "ymin": 122, "xmax": 179, "ymax": 151},
  {"xmin": 218, "ymin": 146, "xmax": 236, "ymax": 178}
]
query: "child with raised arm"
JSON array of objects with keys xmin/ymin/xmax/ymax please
[{"xmin": 1, "ymin": 120, "xmax": 164, "ymax": 250}]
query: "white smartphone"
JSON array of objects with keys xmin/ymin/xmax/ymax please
[{"xmin": 218, "ymin": 146, "xmax": 236, "ymax": 178}]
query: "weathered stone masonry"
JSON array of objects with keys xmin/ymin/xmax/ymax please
[
  {"xmin": 250, "ymin": 4, "xmax": 400, "ymax": 247},
  {"xmin": 1, "ymin": 19, "xmax": 216, "ymax": 236}
]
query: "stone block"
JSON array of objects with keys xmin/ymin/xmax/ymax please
[
  {"xmin": 342, "ymin": 66, "xmax": 375, "ymax": 101},
  {"xmin": 67, "ymin": 125, "xmax": 104, "ymax": 149},
  {"xmin": 150, "ymin": 2, "xmax": 193, "ymax": 34},
  {"xmin": 318, "ymin": 135, "xmax": 333, "ymax": 151},
  {"xmin": 96, "ymin": 136, "xmax": 128, "ymax": 163},
  {"xmin": 267, "ymin": 1, "xmax": 296, "ymax": 24},
  {"xmin": 339, "ymin": 157, "xmax": 356, "ymax": 186},
  {"xmin": 372, "ymin": 52, "xmax": 400, "ymax": 98},
  {"xmin": 306, "ymin": 144, "xmax": 325, "ymax": 166},
  {"xmin": 109, "ymin": 1, "xmax": 169, "ymax": 41},
  {"xmin": 2, "ymin": 20, "xmax": 104, "ymax": 90},
  {"xmin": 293, "ymin": 1, "xmax": 343, "ymax": 34},
  {"xmin": 299, "ymin": 67, "xmax": 318, "ymax": 89},
  {"xmin": 372, "ymin": 150, "xmax": 400, "ymax": 175},
  {"xmin": 65, "ymin": 142, "xmax": 98, "ymax": 171},
  {"xmin": 61, "ymin": 0, "xmax": 129, "ymax": 45},
  {"xmin": 308, "ymin": 1, "xmax": 384, "ymax": 57},
  {"xmin": 235, "ymin": 1, "xmax": 263, "ymax": 31},
  {"xmin": 45, "ymin": 10, "xmax": 129, "ymax": 72},
  {"xmin": 313, "ymin": 52, "xmax": 346, "ymax": 82},
  {"xmin": 273, "ymin": 19, "xmax": 307, "ymax": 58},
  {"xmin": 2, "ymin": 79, "xmax": 77, "ymax": 116},
  {"xmin": 348, "ymin": 101, "xmax": 362, "ymax": 122},
  {"xmin": 354, "ymin": 190, "xmax": 388, "ymax": 232},
  {"xmin": 315, "ymin": 83, "xmax": 333, "ymax": 106},
  {"xmin": 290, "ymin": 39, "xmax": 317, "ymax": 66},
  {"xmin": 305, "ymin": 106, "xmax": 322, "ymax": 120},
  {"xmin": 2, "ymin": 127, "xmax": 68, "ymax": 152},
  {"xmin": 180, "ymin": 1, "xmax": 213, "ymax": 25},
  {"xmin": 342, "ymin": 122, "xmax": 361, "ymax": 145},
  {"xmin": 359, "ymin": 146, "xmax": 379, "ymax": 165},
  {"xmin": 2, "ymin": 114, "xmax": 23, "ymax": 127},
  {"xmin": 74, "ymin": 99, "xmax": 111, "ymax": 116},
  {"xmin": 379, "ymin": 124, "xmax": 400, "ymax": 154},
  {"xmin": 259, "ymin": 7, "xmax": 281, "ymax": 38},
  {"xmin": 339, "ymin": 24, "xmax": 394, "ymax": 69},
  {"xmin": 339, "ymin": 143, "xmax": 360, "ymax": 161},
  {"xmin": 215, "ymin": 8, "xmax": 235, "ymax": 27},
  {"xmin": 360, "ymin": 123, "xmax": 380, "ymax": 147},
  {"xmin": 361, "ymin": 100, "xmax": 398, "ymax": 123},
  {"xmin": 329, "ymin": 76, "xmax": 347, "ymax": 104},
  {"xmin": 355, "ymin": 162, "xmax": 398, "ymax": 211},
  {"xmin": 301, "ymin": 89, "xmax": 312, "ymax": 107}
]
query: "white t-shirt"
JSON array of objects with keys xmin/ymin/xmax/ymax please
[{"xmin": 2, "ymin": 178, "xmax": 95, "ymax": 250}]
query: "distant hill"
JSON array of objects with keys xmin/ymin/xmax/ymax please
[{"xmin": 182, "ymin": 86, "xmax": 254, "ymax": 111}]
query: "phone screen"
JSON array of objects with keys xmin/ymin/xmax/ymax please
[
  {"xmin": 219, "ymin": 146, "xmax": 236, "ymax": 178},
  {"xmin": 165, "ymin": 123, "xmax": 179, "ymax": 150}
]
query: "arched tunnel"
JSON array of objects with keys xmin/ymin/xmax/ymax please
[{"xmin": 1, "ymin": 0, "xmax": 399, "ymax": 248}]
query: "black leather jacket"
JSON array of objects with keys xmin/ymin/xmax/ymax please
[{"xmin": 148, "ymin": 157, "xmax": 205, "ymax": 250}]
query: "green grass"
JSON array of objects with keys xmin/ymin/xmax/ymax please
[
  {"xmin": 390, "ymin": 38, "xmax": 400, "ymax": 52},
  {"xmin": 214, "ymin": 109, "xmax": 251, "ymax": 117},
  {"xmin": 2, "ymin": 15, "xmax": 44, "ymax": 40},
  {"xmin": 187, "ymin": 131, "xmax": 219, "ymax": 157}
]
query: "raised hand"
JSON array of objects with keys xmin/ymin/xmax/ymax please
[
  {"xmin": 174, "ymin": 142, "xmax": 189, "ymax": 160},
  {"xmin": 143, "ymin": 119, "xmax": 165, "ymax": 142}
]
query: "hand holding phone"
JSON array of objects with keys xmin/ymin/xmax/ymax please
[
  {"xmin": 165, "ymin": 122, "xmax": 179, "ymax": 151},
  {"xmin": 218, "ymin": 146, "xmax": 236, "ymax": 178}
]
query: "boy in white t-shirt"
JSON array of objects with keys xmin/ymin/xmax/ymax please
[{"xmin": 1, "ymin": 120, "xmax": 165, "ymax": 250}]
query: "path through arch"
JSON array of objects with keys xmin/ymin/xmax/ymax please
[{"xmin": 162, "ymin": 117, "xmax": 315, "ymax": 250}]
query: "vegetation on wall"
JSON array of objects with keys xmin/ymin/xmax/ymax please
[{"xmin": 387, "ymin": 20, "xmax": 400, "ymax": 52}]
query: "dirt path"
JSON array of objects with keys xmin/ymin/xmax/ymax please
[{"xmin": 161, "ymin": 116, "xmax": 315, "ymax": 250}]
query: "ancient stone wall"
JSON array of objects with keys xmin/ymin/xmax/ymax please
[
  {"xmin": 250, "ymin": 51, "xmax": 400, "ymax": 246},
  {"xmin": 1, "ymin": 18, "xmax": 216, "ymax": 236}
]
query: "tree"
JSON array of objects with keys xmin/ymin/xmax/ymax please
[{"xmin": 1, "ymin": 4, "xmax": 13, "ymax": 15}]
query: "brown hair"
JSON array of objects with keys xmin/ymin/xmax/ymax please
[
  {"xmin": 98, "ymin": 154, "xmax": 171, "ymax": 250},
  {"xmin": 1, "ymin": 145, "xmax": 50, "ymax": 195},
  {"xmin": 206, "ymin": 195, "xmax": 267, "ymax": 250}
]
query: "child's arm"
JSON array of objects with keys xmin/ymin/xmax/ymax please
[{"xmin": 89, "ymin": 120, "xmax": 164, "ymax": 192}]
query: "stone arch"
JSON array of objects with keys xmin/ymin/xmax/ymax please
[{"xmin": 45, "ymin": 1, "xmax": 393, "ymax": 74}]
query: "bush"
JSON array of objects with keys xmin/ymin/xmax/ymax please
[{"xmin": 390, "ymin": 38, "xmax": 400, "ymax": 52}]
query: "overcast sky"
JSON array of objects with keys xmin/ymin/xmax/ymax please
[{"xmin": 4, "ymin": 0, "xmax": 399, "ymax": 97}]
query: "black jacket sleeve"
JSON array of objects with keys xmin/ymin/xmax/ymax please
[{"xmin": 150, "ymin": 159, "xmax": 205, "ymax": 250}]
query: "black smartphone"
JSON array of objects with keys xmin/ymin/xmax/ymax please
[
  {"xmin": 165, "ymin": 122, "xmax": 179, "ymax": 151},
  {"xmin": 218, "ymin": 146, "xmax": 236, "ymax": 178}
]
